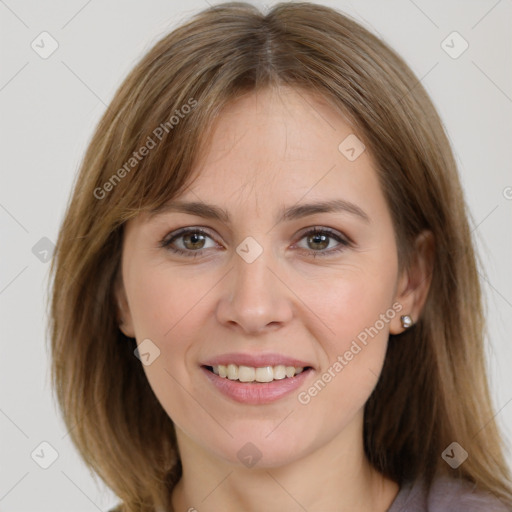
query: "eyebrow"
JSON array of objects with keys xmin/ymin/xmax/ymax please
[{"xmin": 149, "ymin": 198, "xmax": 370, "ymax": 224}]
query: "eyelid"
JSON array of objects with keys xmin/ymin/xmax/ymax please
[
  {"xmin": 294, "ymin": 225, "xmax": 353, "ymax": 245},
  {"xmin": 160, "ymin": 226, "xmax": 219, "ymax": 247},
  {"xmin": 290, "ymin": 226, "xmax": 352, "ymax": 256},
  {"xmin": 160, "ymin": 225, "xmax": 353, "ymax": 257}
]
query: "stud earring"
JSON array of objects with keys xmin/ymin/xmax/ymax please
[{"xmin": 400, "ymin": 315, "xmax": 413, "ymax": 329}]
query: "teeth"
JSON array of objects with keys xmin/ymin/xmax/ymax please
[
  {"xmin": 238, "ymin": 366, "xmax": 255, "ymax": 382},
  {"xmin": 273, "ymin": 365, "xmax": 287, "ymax": 380},
  {"xmin": 211, "ymin": 364, "xmax": 306, "ymax": 382},
  {"xmin": 227, "ymin": 363, "xmax": 238, "ymax": 380},
  {"xmin": 255, "ymin": 366, "xmax": 273, "ymax": 382}
]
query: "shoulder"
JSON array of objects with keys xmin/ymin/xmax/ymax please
[
  {"xmin": 427, "ymin": 474, "xmax": 511, "ymax": 511},
  {"xmin": 387, "ymin": 473, "xmax": 511, "ymax": 512}
]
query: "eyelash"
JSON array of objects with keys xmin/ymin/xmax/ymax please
[{"xmin": 160, "ymin": 226, "xmax": 352, "ymax": 258}]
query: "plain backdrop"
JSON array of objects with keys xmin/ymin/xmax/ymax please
[{"xmin": 1, "ymin": 0, "xmax": 511, "ymax": 510}]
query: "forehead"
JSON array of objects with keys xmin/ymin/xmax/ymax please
[
  {"xmin": 177, "ymin": 86, "xmax": 382, "ymax": 212},
  {"xmin": 196, "ymin": 86, "xmax": 352, "ymax": 166}
]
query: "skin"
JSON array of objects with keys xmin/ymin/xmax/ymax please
[{"xmin": 116, "ymin": 86, "xmax": 433, "ymax": 512}]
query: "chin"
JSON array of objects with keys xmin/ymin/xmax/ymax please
[{"xmin": 204, "ymin": 432, "xmax": 313, "ymax": 470}]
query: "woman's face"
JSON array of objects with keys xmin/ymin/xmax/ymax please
[{"xmin": 117, "ymin": 86, "xmax": 410, "ymax": 468}]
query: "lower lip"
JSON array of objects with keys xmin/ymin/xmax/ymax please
[{"xmin": 200, "ymin": 366, "xmax": 313, "ymax": 405}]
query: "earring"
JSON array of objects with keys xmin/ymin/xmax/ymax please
[{"xmin": 400, "ymin": 315, "xmax": 413, "ymax": 329}]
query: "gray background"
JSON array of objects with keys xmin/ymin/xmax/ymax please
[{"xmin": 1, "ymin": 0, "xmax": 511, "ymax": 510}]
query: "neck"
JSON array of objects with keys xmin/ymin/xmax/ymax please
[{"xmin": 170, "ymin": 411, "xmax": 399, "ymax": 512}]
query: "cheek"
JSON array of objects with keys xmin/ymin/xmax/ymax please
[
  {"xmin": 123, "ymin": 263, "xmax": 189, "ymax": 381},
  {"xmin": 127, "ymin": 261, "xmax": 206, "ymax": 338},
  {"xmin": 125, "ymin": 264, "xmax": 210, "ymax": 425},
  {"xmin": 307, "ymin": 264, "xmax": 397, "ymax": 345},
  {"xmin": 294, "ymin": 273, "xmax": 397, "ymax": 427},
  {"xmin": 298, "ymin": 252, "xmax": 398, "ymax": 394}
]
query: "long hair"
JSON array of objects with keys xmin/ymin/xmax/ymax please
[{"xmin": 48, "ymin": 2, "xmax": 512, "ymax": 510}]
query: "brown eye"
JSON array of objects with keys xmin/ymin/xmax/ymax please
[
  {"xmin": 182, "ymin": 232, "xmax": 207, "ymax": 250},
  {"xmin": 295, "ymin": 227, "xmax": 351, "ymax": 257},
  {"xmin": 306, "ymin": 232, "xmax": 330, "ymax": 251},
  {"xmin": 161, "ymin": 228, "xmax": 217, "ymax": 257}
]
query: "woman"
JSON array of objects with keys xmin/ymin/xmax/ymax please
[{"xmin": 48, "ymin": 2, "xmax": 512, "ymax": 511}]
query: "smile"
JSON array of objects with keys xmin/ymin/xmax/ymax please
[
  {"xmin": 208, "ymin": 364, "xmax": 306, "ymax": 382},
  {"xmin": 201, "ymin": 365, "xmax": 314, "ymax": 404}
]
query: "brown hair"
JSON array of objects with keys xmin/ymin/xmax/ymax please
[{"xmin": 48, "ymin": 2, "xmax": 512, "ymax": 510}]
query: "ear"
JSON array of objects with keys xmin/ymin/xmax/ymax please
[
  {"xmin": 389, "ymin": 230, "xmax": 435, "ymax": 335},
  {"xmin": 114, "ymin": 269, "xmax": 135, "ymax": 338}
]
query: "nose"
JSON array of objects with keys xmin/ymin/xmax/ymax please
[{"xmin": 215, "ymin": 243, "xmax": 294, "ymax": 335}]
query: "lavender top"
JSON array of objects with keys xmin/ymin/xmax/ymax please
[
  {"xmin": 110, "ymin": 474, "xmax": 511, "ymax": 511},
  {"xmin": 386, "ymin": 474, "xmax": 511, "ymax": 511}
]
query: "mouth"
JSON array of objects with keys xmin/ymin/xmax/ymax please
[
  {"xmin": 200, "ymin": 364, "xmax": 314, "ymax": 404},
  {"xmin": 202, "ymin": 364, "xmax": 313, "ymax": 383}
]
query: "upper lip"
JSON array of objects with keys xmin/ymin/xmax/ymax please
[{"xmin": 202, "ymin": 352, "xmax": 314, "ymax": 369}]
